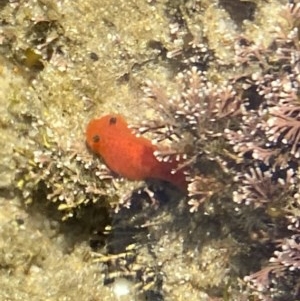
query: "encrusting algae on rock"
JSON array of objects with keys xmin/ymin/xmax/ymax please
[{"xmin": 4, "ymin": 0, "xmax": 300, "ymax": 300}]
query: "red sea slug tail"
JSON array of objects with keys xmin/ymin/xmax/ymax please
[{"xmin": 152, "ymin": 158, "xmax": 188, "ymax": 192}]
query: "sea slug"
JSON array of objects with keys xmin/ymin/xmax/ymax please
[{"xmin": 86, "ymin": 114, "xmax": 187, "ymax": 191}]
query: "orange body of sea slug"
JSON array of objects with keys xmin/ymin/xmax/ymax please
[{"xmin": 85, "ymin": 114, "xmax": 187, "ymax": 192}]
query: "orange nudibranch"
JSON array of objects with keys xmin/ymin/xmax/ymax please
[{"xmin": 85, "ymin": 114, "xmax": 187, "ymax": 191}]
